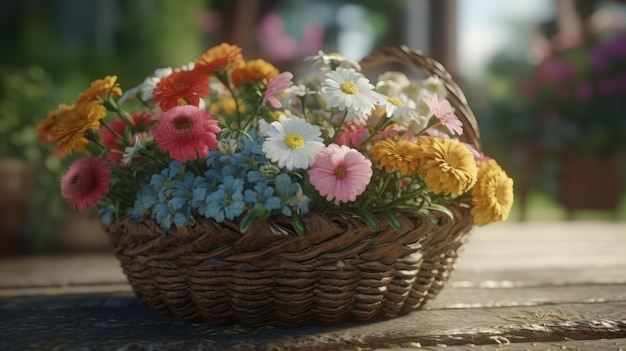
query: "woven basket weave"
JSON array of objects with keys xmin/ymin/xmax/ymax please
[{"xmin": 105, "ymin": 46, "xmax": 481, "ymax": 328}]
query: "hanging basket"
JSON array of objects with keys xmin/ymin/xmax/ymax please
[{"xmin": 104, "ymin": 46, "xmax": 482, "ymax": 328}]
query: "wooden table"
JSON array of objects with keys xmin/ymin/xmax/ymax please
[{"xmin": 1, "ymin": 221, "xmax": 625, "ymax": 350}]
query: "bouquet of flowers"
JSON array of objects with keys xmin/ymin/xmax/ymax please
[{"xmin": 37, "ymin": 43, "xmax": 513, "ymax": 235}]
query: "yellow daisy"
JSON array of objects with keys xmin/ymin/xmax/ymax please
[
  {"xmin": 369, "ymin": 139, "xmax": 420, "ymax": 176},
  {"xmin": 471, "ymin": 159, "xmax": 514, "ymax": 226},
  {"xmin": 415, "ymin": 137, "xmax": 477, "ymax": 195},
  {"xmin": 76, "ymin": 75, "xmax": 123, "ymax": 104}
]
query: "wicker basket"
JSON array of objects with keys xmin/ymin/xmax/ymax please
[{"xmin": 105, "ymin": 46, "xmax": 481, "ymax": 328}]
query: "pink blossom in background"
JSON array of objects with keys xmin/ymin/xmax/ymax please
[
  {"xmin": 301, "ymin": 22, "xmax": 325, "ymax": 56},
  {"xmin": 61, "ymin": 157, "xmax": 111, "ymax": 211},
  {"xmin": 308, "ymin": 144, "xmax": 372, "ymax": 203},
  {"xmin": 257, "ymin": 13, "xmax": 298, "ymax": 61}
]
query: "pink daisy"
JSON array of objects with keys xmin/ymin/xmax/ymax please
[
  {"xmin": 60, "ymin": 157, "xmax": 112, "ymax": 211},
  {"xmin": 154, "ymin": 105, "xmax": 221, "ymax": 162},
  {"xmin": 422, "ymin": 92, "xmax": 464, "ymax": 136},
  {"xmin": 335, "ymin": 121, "xmax": 369, "ymax": 148},
  {"xmin": 263, "ymin": 71, "xmax": 293, "ymax": 108},
  {"xmin": 308, "ymin": 144, "xmax": 372, "ymax": 202}
]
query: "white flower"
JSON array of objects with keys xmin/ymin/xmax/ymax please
[
  {"xmin": 421, "ymin": 76, "xmax": 447, "ymax": 98},
  {"xmin": 122, "ymin": 136, "xmax": 144, "ymax": 165},
  {"xmin": 262, "ymin": 114, "xmax": 325, "ymax": 170},
  {"xmin": 321, "ymin": 67, "xmax": 382, "ymax": 115},
  {"xmin": 305, "ymin": 50, "xmax": 361, "ymax": 72},
  {"xmin": 378, "ymin": 94, "xmax": 420, "ymax": 119}
]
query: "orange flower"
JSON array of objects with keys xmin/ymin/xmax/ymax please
[
  {"xmin": 52, "ymin": 101, "xmax": 107, "ymax": 154},
  {"xmin": 196, "ymin": 43, "xmax": 245, "ymax": 75},
  {"xmin": 152, "ymin": 69, "xmax": 210, "ymax": 111},
  {"xmin": 231, "ymin": 59, "xmax": 279, "ymax": 87},
  {"xmin": 36, "ymin": 103, "xmax": 74, "ymax": 142},
  {"xmin": 76, "ymin": 76, "xmax": 122, "ymax": 103}
]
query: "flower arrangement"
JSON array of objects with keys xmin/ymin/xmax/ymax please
[
  {"xmin": 522, "ymin": 31, "xmax": 626, "ymax": 156},
  {"xmin": 37, "ymin": 43, "xmax": 514, "ymax": 236}
]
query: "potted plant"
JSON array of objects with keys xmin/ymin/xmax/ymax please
[{"xmin": 522, "ymin": 30, "xmax": 626, "ymax": 213}]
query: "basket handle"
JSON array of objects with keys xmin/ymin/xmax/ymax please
[{"xmin": 359, "ymin": 45, "xmax": 482, "ymax": 151}]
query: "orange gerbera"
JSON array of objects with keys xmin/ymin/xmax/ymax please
[
  {"xmin": 152, "ymin": 69, "xmax": 210, "ymax": 111},
  {"xmin": 52, "ymin": 101, "xmax": 107, "ymax": 154},
  {"xmin": 36, "ymin": 103, "xmax": 74, "ymax": 142},
  {"xmin": 196, "ymin": 43, "xmax": 245, "ymax": 75},
  {"xmin": 231, "ymin": 59, "xmax": 279, "ymax": 87},
  {"xmin": 76, "ymin": 76, "xmax": 122, "ymax": 104},
  {"xmin": 370, "ymin": 139, "xmax": 420, "ymax": 176}
]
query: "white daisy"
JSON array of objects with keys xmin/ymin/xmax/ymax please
[
  {"xmin": 321, "ymin": 67, "xmax": 382, "ymax": 115},
  {"xmin": 262, "ymin": 114, "xmax": 325, "ymax": 170},
  {"xmin": 304, "ymin": 50, "xmax": 361, "ymax": 72}
]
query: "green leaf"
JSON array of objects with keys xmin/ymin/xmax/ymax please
[
  {"xmin": 417, "ymin": 209, "xmax": 439, "ymax": 228},
  {"xmin": 424, "ymin": 203, "xmax": 455, "ymax": 221},
  {"xmin": 378, "ymin": 211, "xmax": 403, "ymax": 231},
  {"xmin": 291, "ymin": 212, "xmax": 305, "ymax": 236},
  {"xmin": 239, "ymin": 205, "xmax": 267, "ymax": 233},
  {"xmin": 344, "ymin": 207, "xmax": 380, "ymax": 231}
]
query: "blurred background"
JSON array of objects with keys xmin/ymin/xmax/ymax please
[{"xmin": 1, "ymin": 0, "xmax": 625, "ymax": 255}]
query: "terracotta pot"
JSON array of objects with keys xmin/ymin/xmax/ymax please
[
  {"xmin": 557, "ymin": 155, "xmax": 621, "ymax": 210},
  {"xmin": 0, "ymin": 158, "xmax": 34, "ymax": 255}
]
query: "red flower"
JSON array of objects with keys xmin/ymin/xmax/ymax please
[
  {"xmin": 154, "ymin": 105, "xmax": 221, "ymax": 161},
  {"xmin": 60, "ymin": 157, "xmax": 112, "ymax": 211},
  {"xmin": 152, "ymin": 69, "xmax": 210, "ymax": 111},
  {"xmin": 98, "ymin": 112, "xmax": 158, "ymax": 165}
]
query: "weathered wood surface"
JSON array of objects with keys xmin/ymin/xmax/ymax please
[{"xmin": 0, "ymin": 221, "xmax": 625, "ymax": 350}]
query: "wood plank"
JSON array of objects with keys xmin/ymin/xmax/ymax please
[
  {"xmin": 377, "ymin": 338, "xmax": 626, "ymax": 350},
  {"xmin": 1, "ymin": 294, "xmax": 625, "ymax": 351}
]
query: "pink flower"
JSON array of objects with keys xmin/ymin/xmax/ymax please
[
  {"xmin": 263, "ymin": 71, "xmax": 293, "ymax": 108},
  {"xmin": 308, "ymin": 144, "xmax": 372, "ymax": 202},
  {"xmin": 154, "ymin": 105, "xmax": 220, "ymax": 161},
  {"xmin": 422, "ymin": 92, "xmax": 464, "ymax": 135},
  {"xmin": 336, "ymin": 121, "xmax": 369, "ymax": 147},
  {"xmin": 61, "ymin": 157, "xmax": 111, "ymax": 211}
]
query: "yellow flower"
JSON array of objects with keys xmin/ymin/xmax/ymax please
[
  {"xmin": 209, "ymin": 95, "xmax": 246, "ymax": 116},
  {"xmin": 415, "ymin": 137, "xmax": 477, "ymax": 195},
  {"xmin": 52, "ymin": 101, "xmax": 107, "ymax": 154},
  {"xmin": 370, "ymin": 139, "xmax": 420, "ymax": 175},
  {"xmin": 471, "ymin": 159, "xmax": 514, "ymax": 226},
  {"xmin": 36, "ymin": 103, "xmax": 74, "ymax": 142},
  {"xmin": 231, "ymin": 59, "xmax": 279, "ymax": 87},
  {"xmin": 76, "ymin": 75, "xmax": 123, "ymax": 103}
]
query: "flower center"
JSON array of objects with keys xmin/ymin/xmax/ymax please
[
  {"xmin": 334, "ymin": 166, "xmax": 347, "ymax": 179},
  {"xmin": 173, "ymin": 116, "xmax": 192, "ymax": 129},
  {"xmin": 340, "ymin": 82, "xmax": 359, "ymax": 95},
  {"xmin": 388, "ymin": 97, "xmax": 404, "ymax": 107},
  {"xmin": 283, "ymin": 133, "xmax": 305, "ymax": 149}
]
